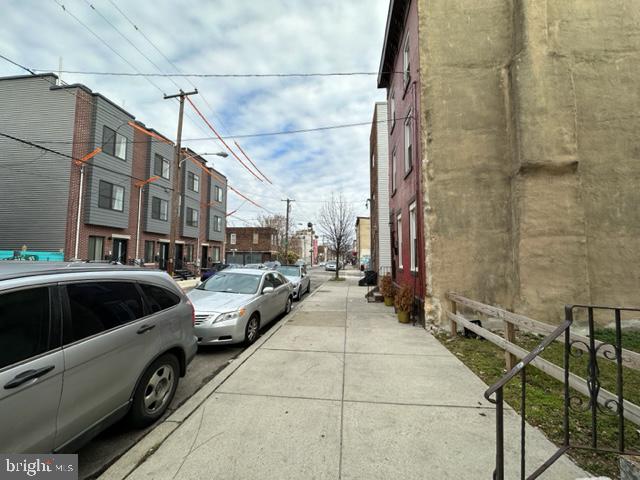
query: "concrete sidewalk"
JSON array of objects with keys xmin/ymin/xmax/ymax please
[{"xmin": 101, "ymin": 278, "xmax": 587, "ymax": 480}]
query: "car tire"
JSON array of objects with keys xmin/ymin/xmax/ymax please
[
  {"xmin": 306, "ymin": 282, "xmax": 311, "ymax": 294},
  {"xmin": 129, "ymin": 354, "xmax": 179, "ymax": 428},
  {"xmin": 284, "ymin": 296, "xmax": 292, "ymax": 315},
  {"xmin": 244, "ymin": 314, "xmax": 260, "ymax": 346}
]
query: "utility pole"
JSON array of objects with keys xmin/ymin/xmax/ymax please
[
  {"xmin": 282, "ymin": 198, "xmax": 294, "ymax": 263},
  {"xmin": 164, "ymin": 89, "xmax": 198, "ymax": 276}
]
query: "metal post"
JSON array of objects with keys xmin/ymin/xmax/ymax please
[
  {"xmin": 495, "ymin": 387, "xmax": 505, "ymax": 480},
  {"xmin": 73, "ymin": 164, "xmax": 85, "ymax": 259}
]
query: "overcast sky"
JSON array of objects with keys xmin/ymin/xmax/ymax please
[{"xmin": 0, "ymin": 0, "xmax": 389, "ymax": 233}]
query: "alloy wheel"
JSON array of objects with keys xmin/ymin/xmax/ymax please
[{"xmin": 143, "ymin": 364, "xmax": 175, "ymax": 415}]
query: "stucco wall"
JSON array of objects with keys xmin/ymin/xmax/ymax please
[{"xmin": 417, "ymin": 0, "xmax": 640, "ymax": 325}]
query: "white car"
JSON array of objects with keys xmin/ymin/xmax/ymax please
[
  {"xmin": 188, "ymin": 269, "xmax": 293, "ymax": 346},
  {"xmin": 276, "ymin": 265, "xmax": 311, "ymax": 301}
]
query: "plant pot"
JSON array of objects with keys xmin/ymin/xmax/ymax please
[
  {"xmin": 384, "ymin": 296, "xmax": 394, "ymax": 307},
  {"xmin": 397, "ymin": 311, "xmax": 410, "ymax": 323}
]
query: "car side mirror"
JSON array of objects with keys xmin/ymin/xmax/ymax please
[{"xmin": 262, "ymin": 286, "xmax": 274, "ymax": 294}]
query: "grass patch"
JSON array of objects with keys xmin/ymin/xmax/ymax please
[{"xmin": 435, "ymin": 329, "xmax": 640, "ymax": 478}]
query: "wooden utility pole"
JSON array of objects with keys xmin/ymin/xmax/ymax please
[
  {"xmin": 164, "ymin": 89, "xmax": 198, "ymax": 276},
  {"xmin": 282, "ymin": 198, "xmax": 294, "ymax": 263}
]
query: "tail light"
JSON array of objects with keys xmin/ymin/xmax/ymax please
[{"xmin": 186, "ymin": 299, "xmax": 195, "ymax": 326}]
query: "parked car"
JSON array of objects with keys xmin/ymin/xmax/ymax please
[
  {"xmin": 276, "ymin": 265, "xmax": 310, "ymax": 301},
  {"xmin": 200, "ymin": 263, "xmax": 230, "ymax": 282},
  {"xmin": 0, "ymin": 262, "xmax": 197, "ymax": 454},
  {"xmin": 264, "ymin": 261, "xmax": 281, "ymax": 270},
  {"xmin": 243, "ymin": 263, "xmax": 269, "ymax": 270},
  {"xmin": 325, "ymin": 261, "xmax": 337, "ymax": 271},
  {"xmin": 294, "ymin": 259, "xmax": 306, "ymax": 267},
  {"xmin": 188, "ymin": 268, "xmax": 293, "ymax": 346}
]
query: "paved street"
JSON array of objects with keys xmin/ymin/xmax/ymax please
[
  {"xmin": 99, "ymin": 274, "xmax": 585, "ymax": 480},
  {"xmin": 78, "ymin": 267, "xmax": 330, "ymax": 480}
]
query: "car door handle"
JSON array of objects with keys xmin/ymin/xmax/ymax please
[
  {"xmin": 4, "ymin": 366, "xmax": 55, "ymax": 389},
  {"xmin": 136, "ymin": 324, "xmax": 156, "ymax": 334}
]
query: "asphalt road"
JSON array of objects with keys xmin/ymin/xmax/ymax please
[{"xmin": 78, "ymin": 267, "xmax": 332, "ymax": 480}]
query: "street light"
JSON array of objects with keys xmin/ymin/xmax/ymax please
[
  {"xmin": 134, "ymin": 175, "xmax": 161, "ymax": 261},
  {"xmin": 167, "ymin": 150, "xmax": 228, "ymax": 275}
]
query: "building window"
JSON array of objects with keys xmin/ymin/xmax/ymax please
[
  {"xmin": 215, "ymin": 185, "xmax": 223, "ymax": 202},
  {"xmin": 403, "ymin": 34, "xmax": 411, "ymax": 87},
  {"xmin": 212, "ymin": 246, "xmax": 221, "ymax": 262},
  {"xmin": 404, "ymin": 112, "xmax": 412, "ymax": 174},
  {"xmin": 390, "ymin": 90, "xmax": 396, "ymax": 128},
  {"xmin": 409, "ymin": 202, "xmax": 417, "ymax": 272},
  {"xmin": 144, "ymin": 240, "xmax": 155, "ymax": 263},
  {"xmin": 186, "ymin": 207, "xmax": 198, "ymax": 227},
  {"xmin": 151, "ymin": 197, "xmax": 168, "ymax": 221},
  {"xmin": 397, "ymin": 213, "xmax": 403, "ymax": 270},
  {"xmin": 230, "ymin": 233, "xmax": 237, "ymax": 245},
  {"xmin": 391, "ymin": 148, "xmax": 397, "ymax": 193},
  {"xmin": 98, "ymin": 180, "xmax": 124, "ymax": 211},
  {"xmin": 185, "ymin": 244, "xmax": 194, "ymax": 262},
  {"xmin": 371, "ymin": 152, "xmax": 375, "ymax": 169},
  {"xmin": 88, "ymin": 236, "xmax": 104, "ymax": 261},
  {"xmin": 102, "ymin": 126, "xmax": 127, "ymax": 160},
  {"xmin": 214, "ymin": 216, "xmax": 222, "ymax": 232},
  {"xmin": 154, "ymin": 154, "xmax": 170, "ymax": 180},
  {"xmin": 253, "ymin": 232, "xmax": 259, "ymax": 244},
  {"xmin": 187, "ymin": 172, "xmax": 199, "ymax": 193}
]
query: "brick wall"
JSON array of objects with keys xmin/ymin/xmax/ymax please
[{"xmin": 227, "ymin": 227, "xmax": 276, "ymax": 253}]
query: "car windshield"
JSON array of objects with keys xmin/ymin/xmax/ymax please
[
  {"xmin": 197, "ymin": 272, "xmax": 262, "ymax": 294},
  {"xmin": 277, "ymin": 266, "xmax": 300, "ymax": 277}
]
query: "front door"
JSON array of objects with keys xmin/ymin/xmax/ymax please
[
  {"xmin": 175, "ymin": 244, "xmax": 183, "ymax": 270},
  {"xmin": 112, "ymin": 238, "xmax": 128, "ymax": 264},
  {"xmin": 201, "ymin": 246, "xmax": 209, "ymax": 269},
  {"xmin": 159, "ymin": 243, "xmax": 169, "ymax": 270},
  {"xmin": 0, "ymin": 285, "xmax": 64, "ymax": 453}
]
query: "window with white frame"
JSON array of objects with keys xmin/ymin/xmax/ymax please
[
  {"xmin": 391, "ymin": 148, "xmax": 397, "ymax": 193},
  {"xmin": 213, "ymin": 246, "xmax": 220, "ymax": 262},
  {"xmin": 390, "ymin": 89, "xmax": 396, "ymax": 128},
  {"xmin": 404, "ymin": 111, "xmax": 412, "ymax": 174},
  {"xmin": 102, "ymin": 126, "xmax": 127, "ymax": 160},
  {"xmin": 151, "ymin": 197, "xmax": 168, "ymax": 221},
  {"xmin": 154, "ymin": 154, "xmax": 170, "ymax": 179},
  {"xmin": 187, "ymin": 172, "xmax": 199, "ymax": 193},
  {"xmin": 230, "ymin": 233, "xmax": 236, "ymax": 245},
  {"xmin": 253, "ymin": 232, "xmax": 259, "ymax": 244},
  {"xmin": 403, "ymin": 34, "xmax": 411, "ymax": 87},
  {"xmin": 409, "ymin": 202, "xmax": 417, "ymax": 272},
  {"xmin": 214, "ymin": 216, "xmax": 222, "ymax": 232},
  {"xmin": 98, "ymin": 180, "xmax": 124, "ymax": 211},
  {"xmin": 186, "ymin": 207, "xmax": 198, "ymax": 227},
  {"xmin": 397, "ymin": 213, "xmax": 403, "ymax": 269},
  {"xmin": 215, "ymin": 185, "xmax": 223, "ymax": 202}
]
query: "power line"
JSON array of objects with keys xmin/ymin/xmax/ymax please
[{"xmin": 32, "ymin": 69, "xmax": 404, "ymax": 78}]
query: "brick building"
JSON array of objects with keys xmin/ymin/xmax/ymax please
[
  {"xmin": 225, "ymin": 227, "xmax": 278, "ymax": 265},
  {"xmin": 0, "ymin": 73, "xmax": 226, "ymax": 271},
  {"xmin": 378, "ymin": 0, "xmax": 640, "ymax": 324}
]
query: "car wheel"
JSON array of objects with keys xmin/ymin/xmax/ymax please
[
  {"xmin": 306, "ymin": 282, "xmax": 311, "ymax": 294},
  {"xmin": 129, "ymin": 354, "xmax": 179, "ymax": 428},
  {"xmin": 284, "ymin": 296, "xmax": 292, "ymax": 315},
  {"xmin": 244, "ymin": 314, "xmax": 260, "ymax": 346}
]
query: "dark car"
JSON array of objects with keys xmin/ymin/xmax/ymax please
[{"xmin": 200, "ymin": 263, "xmax": 230, "ymax": 282}]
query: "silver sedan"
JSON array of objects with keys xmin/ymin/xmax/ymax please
[
  {"xmin": 188, "ymin": 269, "xmax": 293, "ymax": 346},
  {"xmin": 276, "ymin": 265, "xmax": 311, "ymax": 301}
]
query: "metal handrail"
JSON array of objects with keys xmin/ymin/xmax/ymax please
[{"xmin": 484, "ymin": 313, "xmax": 573, "ymax": 402}]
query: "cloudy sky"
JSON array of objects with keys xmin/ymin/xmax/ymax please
[{"xmin": 1, "ymin": 0, "xmax": 389, "ymax": 233}]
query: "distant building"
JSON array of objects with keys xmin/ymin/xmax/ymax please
[
  {"xmin": 369, "ymin": 102, "xmax": 392, "ymax": 275},
  {"xmin": 355, "ymin": 217, "xmax": 371, "ymax": 268},
  {"xmin": 226, "ymin": 226, "xmax": 278, "ymax": 265},
  {"xmin": 292, "ymin": 226, "xmax": 315, "ymax": 265},
  {"xmin": 0, "ymin": 73, "xmax": 226, "ymax": 270},
  {"xmin": 378, "ymin": 0, "xmax": 640, "ymax": 324}
]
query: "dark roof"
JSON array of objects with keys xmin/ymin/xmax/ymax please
[{"xmin": 377, "ymin": 0, "xmax": 411, "ymax": 89}]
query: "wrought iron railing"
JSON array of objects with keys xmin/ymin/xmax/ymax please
[{"xmin": 484, "ymin": 304, "xmax": 640, "ymax": 479}]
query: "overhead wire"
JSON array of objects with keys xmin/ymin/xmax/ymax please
[{"xmin": 32, "ymin": 69, "xmax": 403, "ymax": 78}]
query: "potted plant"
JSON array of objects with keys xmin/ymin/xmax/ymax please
[
  {"xmin": 379, "ymin": 274, "xmax": 395, "ymax": 306},
  {"xmin": 395, "ymin": 284, "xmax": 413, "ymax": 324}
]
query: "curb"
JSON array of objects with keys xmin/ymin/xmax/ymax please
[{"xmin": 99, "ymin": 279, "xmax": 329, "ymax": 480}]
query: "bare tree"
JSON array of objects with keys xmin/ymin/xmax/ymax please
[
  {"xmin": 318, "ymin": 193, "xmax": 355, "ymax": 279},
  {"xmin": 256, "ymin": 214, "xmax": 297, "ymax": 263}
]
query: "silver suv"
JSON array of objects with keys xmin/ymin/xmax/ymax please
[{"xmin": 0, "ymin": 262, "xmax": 197, "ymax": 453}]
